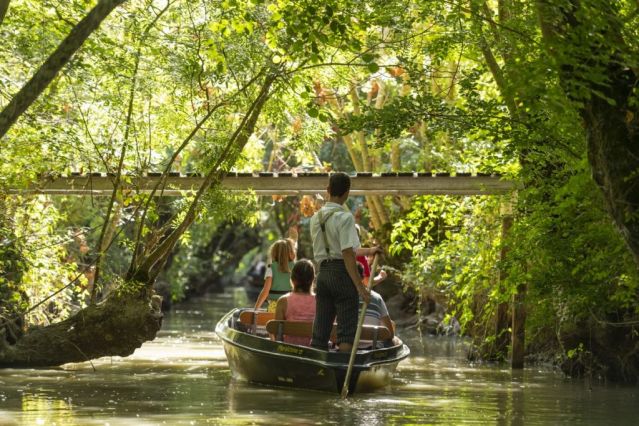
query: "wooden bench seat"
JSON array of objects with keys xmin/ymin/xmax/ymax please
[
  {"xmin": 239, "ymin": 310, "xmax": 275, "ymax": 327},
  {"xmin": 265, "ymin": 320, "xmax": 392, "ymax": 348},
  {"xmin": 265, "ymin": 320, "xmax": 314, "ymax": 340}
]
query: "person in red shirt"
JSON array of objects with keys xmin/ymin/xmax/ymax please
[{"xmin": 355, "ymin": 224, "xmax": 384, "ymax": 286}]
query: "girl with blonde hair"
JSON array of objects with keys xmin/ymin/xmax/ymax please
[{"xmin": 254, "ymin": 238, "xmax": 296, "ymax": 312}]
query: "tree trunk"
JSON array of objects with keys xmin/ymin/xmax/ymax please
[
  {"xmin": 0, "ymin": 286, "xmax": 162, "ymax": 367},
  {"xmin": 326, "ymin": 92, "xmax": 364, "ymax": 171},
  {"xmin": 471, "ymin": 1, "xmax": 518, "ymax": 117},
  {"xmin": 536, "ymin": 1, "xmax": 639, "ymax": 268},
  {"xmin": 0, "ymin": 0, "xmax": 127, "ymax": 139},
  {"xmin": 0, "ymin": 0, "xmax": 10, "ymax": 26},
  {"xmin": 326, "ymin": 90, "xmax": 385, "ymax": 229},
  {"xmin": 365, "ymin": 196, "xmax": 382, "ymax": 230},
  {"xmin": 494, "ymin": 214, "xmax": 513, "ymax": 360},
  {"xmin": 369, "ymin": 81, "xmax": 390, "ymax": 228},
  {"xmin": 511, "ymin": 282, "xmax": 527, "ymax": 368},
  {"xmin": 585, "ymin": 81, "xmax": 639, "ymax": 267}
]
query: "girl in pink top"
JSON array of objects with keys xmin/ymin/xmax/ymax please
[{"xmin": 275, "ymin": 259, "xmax": 316, "ymax": 346}]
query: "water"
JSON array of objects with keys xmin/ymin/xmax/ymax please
[{"xmin": 1, "ymin": 290, "xmax": 638, "ymax": 425}]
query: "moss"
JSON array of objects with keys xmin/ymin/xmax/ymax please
[{"xmin": 0, "ymin": 287, "xmax": 162, "ymax": 367}]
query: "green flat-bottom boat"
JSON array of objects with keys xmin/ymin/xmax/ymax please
[{"xmin": 215, "ymin": 308, "xmax": 410, "ymax": 394}]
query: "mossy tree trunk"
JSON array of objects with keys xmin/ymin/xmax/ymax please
[
  {"xmin": 537, "ymin": 0, "xmax": 639, "ymax": 269},
  {"xmin": 0, "ymin": 287, "xmax": 162, "ymax": 367}
]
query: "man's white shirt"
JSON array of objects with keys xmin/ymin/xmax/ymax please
[{"xmin": 310, "ymin": 202, "xmax": 360, "ymax": 263}]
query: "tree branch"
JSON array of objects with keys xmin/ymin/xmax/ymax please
[
  {"xmin": 0, "ymin": 0, "xmax": 127, "ymax": 139},
  {"xmin": 129, "ymin": 72, "xmax": 278, "ymax": 282},
  {"xmin": 91, "ymin": 0, "xmax": 172, "ymax": 300},
  {"xmin": 127, "ymin": 66, "xmax": 269, "ymax": 275},
  {"xmin": 0, "ymin": 0, "xmax": 10, "ymax": 27},
  {"xmin": 471, "ymin": 2, "xmax": 518, "ymax": 116}
]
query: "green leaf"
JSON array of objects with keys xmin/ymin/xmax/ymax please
[
  {"xmin": 324, "ymin": 5, "xmax": 334, "ymax": 17},
  {"xmin": 361, "ymin": 53, "xmax": 375, "ymax": 63},
  {"xmin": 367, "ymin": 62, "xmax": 380, "ymax": 73}
]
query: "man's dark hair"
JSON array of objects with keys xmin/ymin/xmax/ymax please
[
  {"xmin": 291, "ymin": 259, "xmax": 315, "ymax": 293},
  {"xmin": 328, "ymin": 172, "xmax": 351, "ymax": 197}
]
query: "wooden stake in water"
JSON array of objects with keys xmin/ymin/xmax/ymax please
[{"xmin": 340, "ymin": 254, "xmax": 379, "ymax": 398}]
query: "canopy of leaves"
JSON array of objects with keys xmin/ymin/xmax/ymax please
[{"xmin": 0, "ymin": 0, "xmax": 638, "ymax": 378}]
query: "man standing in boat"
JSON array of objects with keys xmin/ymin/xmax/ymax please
[{"xmin": 310, "ymin": 172, "xmax": 377, "ymax": 352}]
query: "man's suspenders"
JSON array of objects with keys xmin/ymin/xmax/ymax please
[{"xmin": 319, "ymin": 209, "xmax": 340, "ymax": 258}]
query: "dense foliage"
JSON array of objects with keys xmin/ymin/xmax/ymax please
[{"xmin": 0, "ymin": 0, "xmax": 638, "ymax": 379}]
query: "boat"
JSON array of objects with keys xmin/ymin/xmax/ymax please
[{"xmin": 215, "ymin": 308, "xmax": 410, "ymax": 394}]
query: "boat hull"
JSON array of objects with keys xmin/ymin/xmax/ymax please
[{"xmin": 216, "ymin": 309, "xmax": 410, "ymax": 394}]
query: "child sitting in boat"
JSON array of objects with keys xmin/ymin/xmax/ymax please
[
  {"xmin": 275, "ymin": 259, "xmax": 316, "ymax": 346},
  {"xmin": 254, "ymin": 238, "xmax": 296, "ymax": 313},
  {"xmin": 356, "ymin": 263, "xmax": 394, "ymax": 348}
]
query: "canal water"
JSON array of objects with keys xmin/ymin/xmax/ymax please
[{"xmin": 1, "ymin": 290, "xmax": 638, "ymax": 425}]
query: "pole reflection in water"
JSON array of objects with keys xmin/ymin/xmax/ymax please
[{"xmin": 0, "ymin": 289, "xmax": 637, "ymax": 425}]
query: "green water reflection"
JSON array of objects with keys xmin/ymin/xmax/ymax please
[{"xmin": 1, "ymin": 289, "xmax": 637, "ymax": 425}]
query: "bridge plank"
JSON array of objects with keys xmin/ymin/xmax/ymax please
[{"xmin": 12, "ymin": 173, "xmax": 515, "ymax": 196}]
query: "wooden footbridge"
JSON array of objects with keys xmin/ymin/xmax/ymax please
[
  {"xmin": 8, "ymin": 169, "xmax": 523, "ymax": 369},
  {"xmin": 14, "ymin": 172, "xmax": 515, "ymax": 196}
]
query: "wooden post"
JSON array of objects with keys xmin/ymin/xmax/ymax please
[
  {"xmin": 511, "ymin": 282, "xmax": 526, "ymax": 369},
  {"xmin": 495, "ymin": 205, "xmax": 513, "ymax": 360},
  {"xmin": 504, "ymin": 194, "xmax": 525, "ymax": 369}
]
